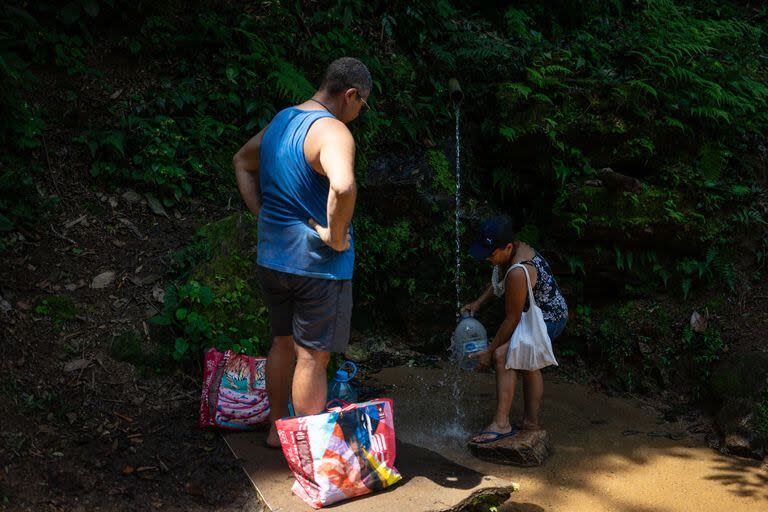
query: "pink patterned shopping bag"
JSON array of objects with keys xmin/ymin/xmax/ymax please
[
  {"xmin": 199, "ymin": 348, "xmax": 270, "ymax": 429},
  {"xmin": 276, "ymin": 398, "xmax": 402, "ymax": 508}
]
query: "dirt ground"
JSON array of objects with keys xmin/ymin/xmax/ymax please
[
  {"xmin": 373, "ymin": 366, "xmax": 768, "ymax": 512},
  {"xmin": 0, "ymin": 172, "xmax": 265, "ymax": 510}
]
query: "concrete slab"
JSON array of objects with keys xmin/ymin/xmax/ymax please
[{"xmin": 224, "ymin": 430, "xmax": 516, "ymax": 511}]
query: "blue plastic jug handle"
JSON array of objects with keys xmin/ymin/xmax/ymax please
[
  {"xmin": 339, "ymin": 360, "xmax": 357, "ymax": 381},
  {"xmin": 326, "ymin": 398, "xmax": 351, "ymax": 410}
]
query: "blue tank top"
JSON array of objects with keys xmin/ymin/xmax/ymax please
[{"xmin": 256, "ymin": 107, "xmax": 354, "ymax": 280}]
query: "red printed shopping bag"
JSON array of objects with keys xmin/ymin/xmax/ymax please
[
  {"xmin": 275, "ymin": 398, "xmax": 402, "ymax": 508},
  {"xmin": 199, "ymin": 348, "xmax": 270, "ymax": 429}
]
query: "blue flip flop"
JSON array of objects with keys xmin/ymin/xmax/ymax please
[{"xmin": 471, "ymin": 428, "xmax": 519, "ymax": 444}]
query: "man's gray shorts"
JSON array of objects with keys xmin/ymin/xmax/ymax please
[{"xmin": 256, "ymin": 265, "xmax": 352, "ymax": 353}]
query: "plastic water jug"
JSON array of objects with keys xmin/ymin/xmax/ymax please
[
  {"xmin": 451, "ymin": 312, "xmax": 489, "ymax": 371},
  {"xmin": 327, "ymin": 360, "xmax": 358, "ymax": 404}
]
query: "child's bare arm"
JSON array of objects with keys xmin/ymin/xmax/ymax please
[{"xmin": 461, "ymin": 285, "xmax": 494, "ymax": 315}]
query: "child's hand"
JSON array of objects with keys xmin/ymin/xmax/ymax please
[
  {"xmin": 469, "ymin": 349, "xmax": 492, "ymax": 371},
  {"xmin": 460, "ymin": 301, "xmax": 480, "ymax": 317}
]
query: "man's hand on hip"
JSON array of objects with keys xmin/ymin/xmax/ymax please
[{"xmin": 308, "ymin": 218, "xmax": 351, "ymax": 252}]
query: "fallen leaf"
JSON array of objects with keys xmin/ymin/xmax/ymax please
[
  {"xmin": 64, "ymin": 358, "xmax": 92, "ymax": 372},
  {"xmin": 113, "ymin": 412, "xmax": 133, "ymax": 423},
  {"xmin": 141, "ymin": 274, "xmax": 160, "ymax": 285},
  {"xmin": 38, "ymin": 425, "xmax": 56, "ymax": 435},
  {"xmin": 121, "ymin": 465, "xmax": 135, "ymax": 476},
  {"xmin": 184, "ymin": 482, "xmax": 204, "ymax": 496},
  {"xmin": 64, "ymin": 215, "xmax": 87, "ymax": 229},
  {"xmin": 152, "ymin": 285, "xmax": 165, "ymax": 303},
  {"xmin": 91, "ymin": 271, "xmax": 116, "ymax": 289},
  {"xmin": 144, "ymin": 193, "xmax": 168, "ymax": 218},
  {"xmin": 110, "ymin": 88, "xmax": 123, "ymax": 99},
  {"xmin": 118, "ymin": 218, "xmax": 143, "ymax": 239}
]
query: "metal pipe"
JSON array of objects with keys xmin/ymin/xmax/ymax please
[{"xmin": 448, "ymin": 78, "xmax": 463, "ymax": 104}]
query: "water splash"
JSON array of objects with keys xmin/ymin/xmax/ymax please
[{"xmin": 406, "ymin": 366, "xmax": 471, "ymax": 452}]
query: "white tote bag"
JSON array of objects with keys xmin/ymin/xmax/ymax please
[{"xmin": 504, "ymin": 264, "xmax": 559, "ymax": 371}]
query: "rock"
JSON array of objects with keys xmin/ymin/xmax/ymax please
[
  {"xmin": 724, "ymin": 432, "xmax": 764, "ymax": 460},
  {"xmin": 468, "ymin": 429, "xmax": 552, "ymax": 467},
  {"xmin": 122, "ymin": 190, "xmax": 142, "ymax": 203},
  {"xmin": 597, "ymin": 167, "xmax": 644, "ymax": 193},
  {"xmin": 690, "ymin": 311, "xmax": 707, "ymax": 333},
  {"xmin": 91, "ymin": 271, "xmax": 116, "ymax": 289},
  {"xmin": 715, "ymin": 397, "xmax": 766, "ymax": 460}
]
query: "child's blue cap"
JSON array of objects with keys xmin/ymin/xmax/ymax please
[{"xmin": 469, "ymin": 215, "xmax": 515, "ymax": 260}]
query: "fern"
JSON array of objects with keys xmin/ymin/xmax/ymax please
[
  {"xmin": 268, "ymin": 59, "xmax": 314, "ymax": 103},
  {"xmin": 690, "ymin": 106, "xmax": 732, "ymax": 124}
]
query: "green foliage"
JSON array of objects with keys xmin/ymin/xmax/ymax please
[
  {"xmin": 354, "ymin": 214, "xmax": 416, "ymax": 302},
  {"xmin": 109, "ymin": 330, "xmax": 173, "ymax": 375},
  {"xmin": 681, "ymin": 324, "xmax": 724, "ymax": 385},
  {"xmin": 34, "ymin": 295, "xmax": 77, "ymax": 326},
  {"xmin": 427, "ymin": 149, "xmax": 454, "ymax": 194},
  {"xmin": 151, "ymin": 214, "xmax": 270, "ymax": 361},
  {"xmin": 584, "ymin": 300, "xmax": 725, "ymax": 393},
  {"xmin": 154, "ymin": 278, "xmax": 269, "ymax": 361},
  {"xmin": 2, "ymin": 1, "xmax": 767, "ymax": 400}
]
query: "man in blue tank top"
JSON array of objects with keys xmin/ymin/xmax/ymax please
[{"xmin": 233, "ymin": 57, "xmax": 371, "ymax": 448}]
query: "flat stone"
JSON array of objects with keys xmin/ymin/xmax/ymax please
[{"xmin": 468, "ymin": 429, "xmax": 552, "ymax": 467}]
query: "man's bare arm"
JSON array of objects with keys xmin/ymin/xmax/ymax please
[
  {"xmin": 233, "ymin": 126, "xmax": 268, "ymax": 216},
  {"xmin": 310, "ymin": 124, "xmax": 356, "ymax": 251}
]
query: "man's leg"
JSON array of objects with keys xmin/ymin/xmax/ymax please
[
  {"xmin": 520, "ymin": 369, "xmax": 544, "ymax": 430},
  {"xmin": 292, "ymin": 343, "xmax": 331, "ymax": 416},
  {"xmin": 472, "ymin": 342, "xmax": 517, "ymax": 442},
  {"xmin": 265, "ymin": 335, "xmax": 296, "ymax": 446}
]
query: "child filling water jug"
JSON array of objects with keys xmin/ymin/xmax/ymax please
[{"xmin": 451, "ymin": 312, "xmax": 489, "ymax": 371}]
